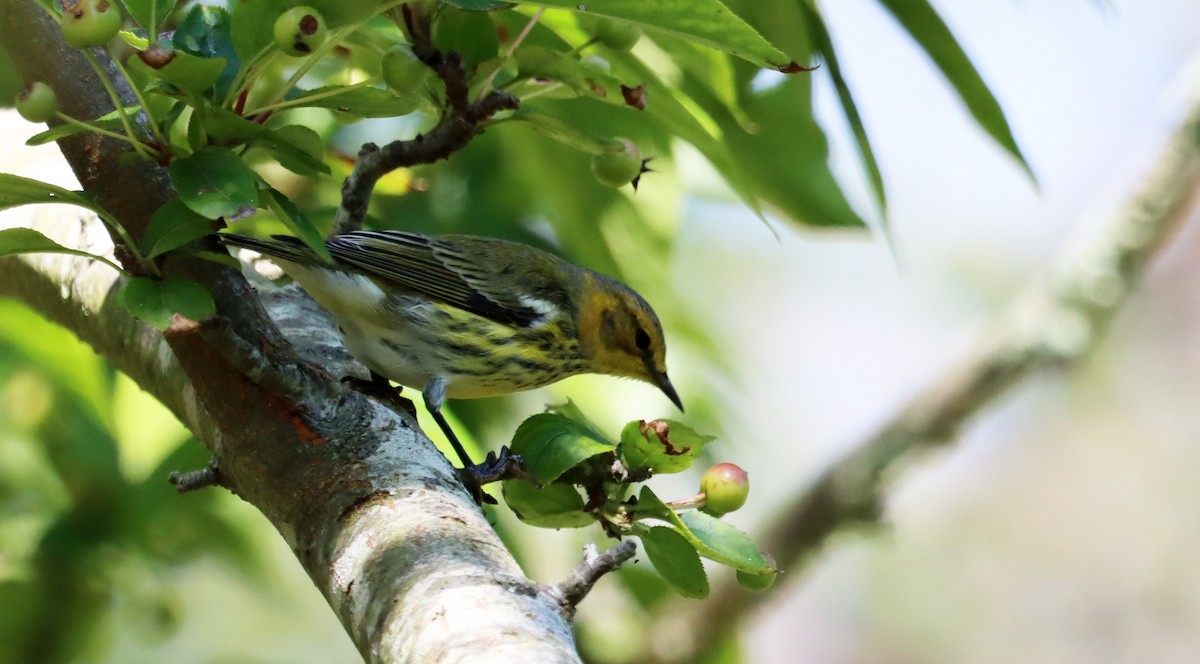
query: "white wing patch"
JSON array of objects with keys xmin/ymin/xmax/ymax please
[{"xmin": 517, "ymin": 294, "xmax": 558, "ymax": 326}]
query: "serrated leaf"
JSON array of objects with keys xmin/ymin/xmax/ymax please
[
  {"xmin": 620, "ymin": 419, "xmax": 712, "ymax": 474},
  {"xmin": 283, "ymin": 86, "xmax": 421, "ymax": 117},
  {"xmin": 509, "ymin": 413, "xmax": 616, "ymax": 484},
  {"xmin": 677, "ymin": 510, "xmax": 773, "ymax": 574},
  {"xmin": 169, "ymin": 147, "xmax": 259, "ymax": 219},
  {"xmin": 635, "ymin": 487, "xmax": 773, "ymax": 574},
  {"xmin": 800, "ymin": 3, "xmax": 886, "ymax": 217},
  {"xmin": 119, "ymin": 276, "xmax": 216, "ymax": 330},
  {"xmin": 510, "ymin": 0, "xmax": 800, "ymax": 72},
  {"xmin": 501, "ymin": 480, "xmax": 593, "ymax": 528},
  {"xmin": 641, "ymin": 526, "xmax": 709, "ymax": 598},
  {"xmin": 143, "ymin": 198, "xmax": 214, "ymax": 257},
  {"xmin": 260, "ymin": 187, "xmax": 332, "ymax": 262},
  {"xmin": 876, "ymin": 0, "xmax": 1032, "ymax": 177},
  {"xmin": 122, "ymin": 0, "xmax": 178, "ymax": 35}
]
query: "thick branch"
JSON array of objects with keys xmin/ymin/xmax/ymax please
[
  {"xmin": 651, "ymin": 78, "xmax": 1200, "ymax": 664},
  {"xmin": 0, "ymin": 0, "xmax": 579, "ymax": 660}
]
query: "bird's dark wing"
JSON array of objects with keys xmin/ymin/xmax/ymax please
[{"xmin": 327, "ymin": 231, "xmax": 558, "ymax": 328}]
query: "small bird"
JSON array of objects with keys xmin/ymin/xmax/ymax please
[{"xmin": 218, "ymin": 230, "xmax": 681, "ymax": 496}]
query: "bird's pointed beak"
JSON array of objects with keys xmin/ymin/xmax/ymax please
[{"xmin": 653, "ymin": 369, "xmax": 684, "ymax": 413}]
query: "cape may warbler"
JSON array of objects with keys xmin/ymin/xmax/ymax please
[{"xmin": 219, "ymin": 231, "xmax": 681, "ymax": 490}]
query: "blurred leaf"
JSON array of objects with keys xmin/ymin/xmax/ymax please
[
  {"xmin": 169, "ymin": 147, "xmax": 259, "ymax": 219},
  {"xmin": 143, "ymin": 199, "xmax": 214, "ymax": 257},
  {"xmin": 0, "ymin": 174, "xmax": 100, "ymax": 213},
  {"xmin": 441, "ymin": 0, "xmax": 510, "ymax": 9},
  {"xmin": 122, "ymin": 0, "xmax": 178, "ymax": 35},
  {"xmin": 508, "ymin": 413, "xmax": 615, "ymax": 484},
  {"xmin": 283, "ymin": 85, "xmax": 421, "ymax": 117},
  {"xmin": 511, "ymin": 0, "xmax": 800, "ymax": 71},
  {"xmin": 24, "ymin": 109, "xmax": 134, "ymax": 146},
  {"xmin": 0, "ymin": 229, "xmax": 118, "ymax": 270},
  {"xmin": 433, "ymin": 7, "xmax": 500, "ymax": 71},
  {"xmin": 261, "ymin": 186, "xmax": 333, "ymax": 262},
  {"xmin": 641, "ymin": 525, "xmax": 709, "ymax": 598},
  {"xmin": 876, "ymin": 0, "xmax": 1032, "ymax": 176},
  {"xmin": 508, "ymin": 108, "xmax": 621, "ymax": 155},
  {"xmin": 501, "ymin": 480, "xmax": 593, "ymax": 528},
  {"xmin": 118, "ymin": 277, "xmax": 216, "ymax": 330},
  {"xmin": 513, "ymin": 47, "xmax": 638, "ymax": 108},
  {"xmin": 620, "ymin": 419, "xmax": 712, "ymax": 474},
  {"xmin": 800, "ymin": 2, "xmax": 886, "ymax": 216}
]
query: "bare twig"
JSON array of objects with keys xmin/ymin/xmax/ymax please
[
  {"xmin": 545, "ymin": 541, "xmax": 639, "ymax": 616},
  {"xmin": 168, "ymin": 461, "xmax": 224, "ymax": 493},
  {"xmin": 649, "ymin": 78, "xmax": 1200, "ymax": 664},
  {"xmin": 330, "ymin": 51, "xmax": 520, "ymax": 236}
]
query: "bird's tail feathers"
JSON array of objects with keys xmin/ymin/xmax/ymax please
[{"xmin": 218, "ymin": 233, "xmax": 325, "ymax": 266}]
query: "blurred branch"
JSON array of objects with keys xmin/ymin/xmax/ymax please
[
  {"xmin": 0, "ymin": 0, "xmax": 581, "ymax": 661},
  {"xmin": 650, "ymin": 78, "xmax": 1200, "ymax": 663}
]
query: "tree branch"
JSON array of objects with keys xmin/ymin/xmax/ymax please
[
  {"xmin": 645, "ymin": 79, "xmax": 1200, "ymax": 663},
  {"xmin": 0, "ymin": 0, "xmax": 581, "ymax": 660}
]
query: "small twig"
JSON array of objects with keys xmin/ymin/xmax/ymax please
[
  {"xmin": 168, "ymin": 460, "xmax": 224, "ymax": 493},
  {"xmin": 476, "ymin": 7, "xmax": 544, "ymax": 100},
  {"xmin": 544, "ymin": 541, "xmax": 638, "ymax": 616},
  {"xmin": 329, "ymin": 51, "xmax": 520, "ymax": 237}
]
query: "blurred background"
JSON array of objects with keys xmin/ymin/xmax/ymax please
[{"xmin": 4, "ymin": 0, "xmax": 1200, "ymax": 662}]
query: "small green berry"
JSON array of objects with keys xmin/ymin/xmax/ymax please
[
  {"xmin": 60, "ymin": 0, "xmax": 123, "ymax": 49},
  {"xmin": 15, "ymin": 82, "xmax": 58, "ymax": 123},
  {"xmin": 590, "ymin": 139, "xmax": 642, "ymax": 188},
  {"xmin": 273, "ymin": 6, "xmax": 328, "ymax": 57},
  {"xmin": 381, "ymin": 44, "xmax": 430, "ymax": 96},
  {"xmin": 699, "ymin": 462, "xmax": 749, "ymax": 517},
  {"xmin": 580, "ymin": 15, "xmax": 642, "ymax": 51}
]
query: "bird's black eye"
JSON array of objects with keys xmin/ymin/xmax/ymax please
[{"xmin": 634, "ymin": 326, "xmax": 652, "ymax": 351}]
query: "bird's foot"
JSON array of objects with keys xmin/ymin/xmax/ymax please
[{"xmin": 457, "ymin": 446, "xmax": 536, "ymax": 505}]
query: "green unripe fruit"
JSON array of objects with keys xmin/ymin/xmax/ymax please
[
  {"xmin": 15, "ymin": 82, "xmax": 58, "ymax": 123},
  {"xmin": 580, "ymin": 14, "xmax": 642, "ymax": 51},
  {"xmin": 273, "ymin": 6, "xmax": 327, "ymax": 57},
  {"xmin": 60, "ymin": 0, "xmax": 123, "ymax": 49},
  {"xmin": 381, "ymin": 44, "xmax": 429, "ymax": 96},
  {"xmin": 699, "ymin": 462, "xmax": 749, "ymax": 517},
  {"xmin": 590, "ymin": 139, "xmax": 642, "ymax": 188},
  {"xmin": 736, "ymin": 553, "xmax": 777, "ymax": 592}
]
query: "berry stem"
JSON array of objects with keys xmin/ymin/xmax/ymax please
[
  {"xmin": 476, "ymin": 7, "xmax": 545, "ymax": 101},
  {"xmin": 79, "ymin": 50, "xmax": 154, "ymax": 161},
  {"xmin": 105, "ymin": 45, "xmax": 166, "ymax": 147}
]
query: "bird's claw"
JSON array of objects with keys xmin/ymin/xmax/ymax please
[{"xmin": 457, "ymin": 446, "xmax": 533, "ymax": 505}]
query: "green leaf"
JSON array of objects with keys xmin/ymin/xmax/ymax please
[
  {"xmin": 635, "ymin": 487, "xmax": 773, "ymax": 573},
  {"xmin": 118, "ymin": 276, "xmax": 216, "ymax": 330},
  {"xmin": 513, "ymin": 47, "xmax": 637, "ymax": 108},
  {"xmin": 121, "ymin": 0, "xmax": 178, "ymax": 35},
  {"xmin": 130, "ymin": 48, "xmax": 227, "ymax": 99},
  {"xmin": 433, "ymin": 7, "xmax": 500, "ymax": 71},
  {"xmin": 0, "ymin": 228, "xmax": 119, "ymax": 271},
  {"xmin": 677, "ymin": 510, "xmax": 773, "ymax": 574},
  {"xmin": 283, "ymin": 85, "xmax": 421, "ymax": 117},
  {"xmin": 876, "ymin": 0, "xmax": 1031, "ymax": 176},
  {"xmin": 255, "ymin": 125, "xmax": 331, "ymax": 176},
  {"xmin": 509, "ymin": 108, "xmax": 622, "ymax": 155},
  {"xmin": 501, "ymin": 480, "xmax": 593, "ymax": 528},
  {"xmin": 510, "ymin": 0, "xmax": 801, "ymax": 71},
  {"xmin": 619, "ymin": 419, "xmax": 712, "ymax": 474},
  {"xmin": 169, "ymin": 147, "xmax": 259, "ymax": 219},
  {"xmin": 800, "ymin": 3, "xmax": 886, "ymax": 216},
  {"xmin": 173, "ymin": 5, "xmax": 240, "ymax": 101},
  {"xmin": 440, "ymin": 0, "xmax": 510, "ymax": 10},
  {"xmin": 260, "ymin": 187, "xmax": 332, "ymax": 262},
  {"xmin": 24, "ymin": 111, "xmax": 131, "ymax": 146},
  {"xmin": 641, "ymin": 526, "xmax": 709, "ymax": 598},
  {"xmin": 508, "ymin": 413, "xmax": 616, "ymax": 484},
  {"xmin": 0, "ymin": 173, "xmax": 99, "ymax": 213},
  {"xmin": 143, "ymin": 198, "xmax": 214, "ymax": 257}
]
